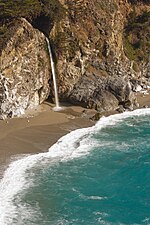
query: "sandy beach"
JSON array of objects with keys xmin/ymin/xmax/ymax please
[
  {"xmin": 136, "ymin": 91, "xmax": 150, "ymax": 109},
  {"xmin": 0, "ymin": 102, "xmax": 94, "ymax": 178},
  {"xmin": 0, "ymin": 91, "xmax": 149, "ymax": 178}
]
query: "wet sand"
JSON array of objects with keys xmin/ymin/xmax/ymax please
[
  {"xmin": 0, "ymin": 91, "xmax": 149, "ymax": 178},
  {"xmin": 0, "ymin": 103, "xmax": 94, "ymax": 178}
]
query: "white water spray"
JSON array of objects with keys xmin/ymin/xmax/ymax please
[
  {"xmin": 0, "ymin": 108, "xmax": 150, "ymax": 224},
  {"xmin": 46, "ymin": 37, "xmax": 61, "ymax": 111}
]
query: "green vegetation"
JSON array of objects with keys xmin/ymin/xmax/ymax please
[
  {"xmin": 0, "ymin": 0, "xmax": 65, "ymax": 21},
  {"xmin": 0, "ymin": 0, "xmax": 41, "ymax": 21},
  {"xmin": 128, "ymin": 0, "xmax": 150, "ymax": 4},
  {"xmin": 123, "ymin": 10, "xmax": 150, "ymax": 62},
  {"xmin": 52, "ymin": 26, "xmax": 80, "ymax": 61},
  {"xmin": 0, "ymin": 0, "xmax": 65, "ymax": 55}
]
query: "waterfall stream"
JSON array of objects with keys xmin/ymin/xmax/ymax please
[{"xmin": 46, "ymin": 37, "xmax": 61, "ymax": 110}]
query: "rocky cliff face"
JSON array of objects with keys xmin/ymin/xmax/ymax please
[
  {"xmin": 0, "ymin": 18, "xmax": 50, "ymax": 119},
  {"xmin": 0, "ymin": 0, "xmax": 149, "ymax": 118},
  {"xmin": 50, "ymin": 0, "xmax": 149, "ymax": 111}
]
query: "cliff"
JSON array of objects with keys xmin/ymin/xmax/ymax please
[
  {"xmin": 50, "ymin": 0, "xmax": 149, "ymax": 110},
  {"xmin": 0, "ymin": 0, "xmax": 149, "ymax": 118},
  {"xmin": 0, "ymin": 18, "xmax": 50, "ymax": 119}
]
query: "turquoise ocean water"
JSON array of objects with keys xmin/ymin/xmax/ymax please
[{"xmin": 0, "ymin": 109, "xmax": 150, "ymax": 225}]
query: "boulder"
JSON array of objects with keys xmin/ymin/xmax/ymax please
[{"xmin": 69, "ymin": 73, "xmax": 133, "ymax": 112}]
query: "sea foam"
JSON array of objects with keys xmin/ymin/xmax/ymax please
[{"xmin": 0, "ymin": 108, "xmax": 150, "ymax": 224}]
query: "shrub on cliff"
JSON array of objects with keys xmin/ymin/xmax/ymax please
[
  {"xmin": 123, "ymin": 10, "xmax": 150, "ymax": 62},
  {"xmin": 0, "ymin": 0, "xmax": 64, "ymax": 21},
  {"xmin": 128, "ymin": 0, "xmax": 150, "ymax": 4},
  {"xmin": 0, "ymin": 0, "xmax": 41, "ymax": 21},
  {"xmin": 0, "ymin": 0, "xmax": 65, "ymax": 55}
]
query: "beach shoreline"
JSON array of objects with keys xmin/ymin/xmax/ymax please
[
  {"xmin": 0, "ymin": 103, "xmax": 94, "ymax": 178},
  {"xmin": 0, "ymin": 91, "xmax": 150, "ymax": 178}
]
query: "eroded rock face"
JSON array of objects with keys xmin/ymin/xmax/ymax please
[
  {"xmin": 49, "ymin": 0, "xmax": 149, "ymax": 111},
  {"xmin": 69, "ymin": 73, "xmax": 134, "ymax": 112},
  {"xmin": 0, "ymin": 18, "xmax": 50, "ymax": 119}
]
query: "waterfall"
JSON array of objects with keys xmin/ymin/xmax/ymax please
[{"xmin": 46, "ymin": 37, "xmax": 61, "ymax": 110}]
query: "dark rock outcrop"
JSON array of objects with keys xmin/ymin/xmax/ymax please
[{"xmin": 69, "ymin": 72, "xmax": 134, "ymax": 112}]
